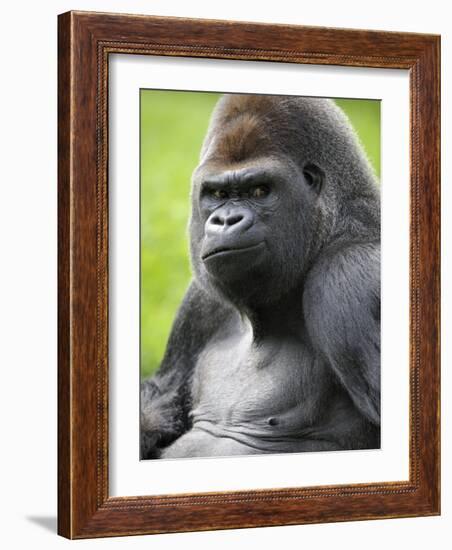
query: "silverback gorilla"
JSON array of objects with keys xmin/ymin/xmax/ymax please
[{"xmin": 141, "ymin": 94, "xmax": 380, "ymax": 459}]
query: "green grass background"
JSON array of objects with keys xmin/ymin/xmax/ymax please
[{"xmin": 140, "ymin": 90, "xmax": 380, "ymax": 379}]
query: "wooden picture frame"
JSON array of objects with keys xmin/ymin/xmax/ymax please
[{"xmin": 58, "ymin": 10, "xmax": 440, "ymax": 539}]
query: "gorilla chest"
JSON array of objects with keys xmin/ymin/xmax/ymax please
[{"xmin": 190, "ymin": 333, "xmax": 312, "ymax": 430}]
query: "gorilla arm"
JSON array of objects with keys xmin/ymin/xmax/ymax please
[
  {"xmin": 303, "ymin": 243, "xmax": 380, "ymax": 427},
  {"xmin": 140, "ymin": 281, "xmax": 229, "ymax": 458}
]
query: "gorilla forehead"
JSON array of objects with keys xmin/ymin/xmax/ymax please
[
  {"xmin": 201, "ymin": 97, "xmax": 277, "ymax": 163},
  {"xmin": 201, "ymin": 94, "xmax": 341, "ymax": 159},
  {"xmin": 199, "ymin": 94, "xmax": 376, "ymax": 195}
]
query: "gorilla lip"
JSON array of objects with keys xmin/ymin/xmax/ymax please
[{"xmin": 202, "ymin": 242, "xmax": 264, "ymax": 261}]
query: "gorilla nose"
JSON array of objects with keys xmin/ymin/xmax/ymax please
[
  {"xmin": 213, "ymin": 213, "xmax": 243, "ymax": 226},
  {"xmin": 206, "ymin": 209, "xmax": 253, "ymax": 235}
]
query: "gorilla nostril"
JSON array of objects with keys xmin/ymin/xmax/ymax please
[
  {"xmin": 226, "ymin": 214, "xmax": 243, "ymax": 226},
  {"xmin": 211, "ymin": 215, "xmax": 224, "ymax": 226}
]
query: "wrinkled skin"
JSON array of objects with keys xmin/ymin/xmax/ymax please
[{"xmin": 141, "ymin": 94, "xmax": 380, "ymax": 459}]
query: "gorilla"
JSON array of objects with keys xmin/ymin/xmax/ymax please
[{"xmin": 141, "ymin": 94, "xmax": 380, "ymax": 459}]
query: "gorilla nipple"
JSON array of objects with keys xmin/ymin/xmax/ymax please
[{"xmin": 268, "ymin": 417, "xmax": 279, "ymax": 426}]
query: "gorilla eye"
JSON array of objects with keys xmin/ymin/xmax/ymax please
[
  {"xmin": 210, "ymin": 189, "xmax": 229, "ymax": 200},
  {"xmin": 303, "ymin": 163, "xmax": 324, "ymax": 193},
  {"xmin": 250, "ymin": 185, "xmax": 269, "ymax": 198}
]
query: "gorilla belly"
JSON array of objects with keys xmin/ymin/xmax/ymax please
[
  {"xmin": 160, "ymin": 424, "xmax": 339, "ymax": 459},
  {"xmin": 160, "ymin": 427, "xmax": 265, "ymax": 458},
  {"xmin": 160, "ymin": 328, "xmax": 340, "ymax": 459}
]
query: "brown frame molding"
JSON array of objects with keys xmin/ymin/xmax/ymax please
[{"xmin": 58, "ymin": 10, "xmax": 440, "ymax": 539}]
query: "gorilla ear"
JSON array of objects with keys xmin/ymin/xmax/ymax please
[{"xmin": 303, "ymin": 163, "xmax": 324, "ymax": 194}]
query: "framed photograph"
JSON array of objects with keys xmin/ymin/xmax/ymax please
[{"xmin": 58, "ymin": 11, "xmax": 440, "ymax": 538}]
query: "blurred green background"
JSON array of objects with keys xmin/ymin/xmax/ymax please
[{"xmin": 140, "ymin": 90, "xmax": 380, "ymax": 379}]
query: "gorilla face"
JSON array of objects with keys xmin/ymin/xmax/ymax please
[{"xmin": 190, "ymin": 154, "xmax": 323, "ymax": 307}]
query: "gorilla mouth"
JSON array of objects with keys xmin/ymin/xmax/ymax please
[{"xmin": 202, "ymin": 242, "xmax": 264, "ymax": 261}]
